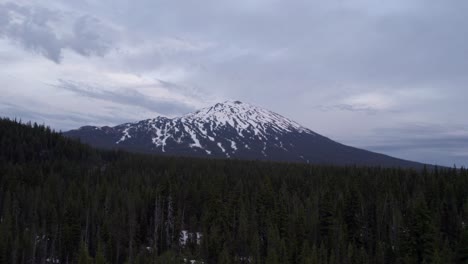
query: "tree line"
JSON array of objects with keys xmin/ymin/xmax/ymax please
[{"xmin": 1, "ymin": 118, "xmax": 468, "ymax": 263}]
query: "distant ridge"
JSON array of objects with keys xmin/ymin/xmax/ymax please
[{"xmin": 64, "ymin": 100, "xmax": 428, "ymax": 168}]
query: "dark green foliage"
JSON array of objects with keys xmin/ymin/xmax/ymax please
[
  {"xmin": 1, "ymin": 118, "xmax": 468, "ymax": 263},
  {"xmin": 456, "ymin": 229, "xmax": 468, "ymax": 264},
  {"xmin": 78, "ymin": 242, "xmax": 93, "ymax": 264}
]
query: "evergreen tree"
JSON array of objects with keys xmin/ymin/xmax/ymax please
[
  {"xmin": 95, "ymin": 242, "xmax": 107, "ymax": 264},
  {"xmin": 413, "ymin": 199, "xmax": 436, "ymax": 263},
  {"xmin": 456, "ymin": 229, "xmax": 468, "ymax": 264},
  {"xmin": 78, "ymin": 242, "xmax": 93, "ymax": 264},
  {"xmin": 218, "ymin": 245, "xmax": 232, "ymax": 264}
]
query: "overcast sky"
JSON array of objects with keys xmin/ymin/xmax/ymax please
[{"xmin": 1, "ymin": 0, "xmax": 468, "ymax": 167}]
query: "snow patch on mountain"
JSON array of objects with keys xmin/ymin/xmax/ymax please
[
  {"xmin": 185, "ymin": 101, "xmax": 314, "ymax": 138},
  {"xmin": 65, "ymin": 100, "xmax": 428, "ymax": 168},
  {"xmin": 116, "ymin": 126, "xmax": 131, "ymax": 144},
  {"xmin": 230, "ymin": 140, "xmax": 237, "ymax": 151},
  {"xmin": 93, "ymin": 101, "xmax": 317, "ymax": 158},
  {"xmin": 217, "ymin": 142, "xmax": 225, "ymax": 153}
]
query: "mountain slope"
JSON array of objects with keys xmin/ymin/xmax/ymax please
[{"xmin": 64, "ymin": 100, "xmax": 426, "ymax": 168}]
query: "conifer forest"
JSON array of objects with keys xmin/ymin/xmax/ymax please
[{"xmin": 1, "ymin": 118, "xmax": 468, "ymax": 264}]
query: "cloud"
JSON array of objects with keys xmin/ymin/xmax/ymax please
[
  {"xmin": 0, "ymin": 101, "xmax": 129, "ymax": 130},
  {"xmin": 0, "ymin": 2, "xmax": 116, "ymax": 63},
  {"xmin": 356, "ymin": 123, "xmax": 468, "ymax": 167},
  {"xmin": 343, "ymin": 93, "xmax": 395, "ymax": 111},
  {"xmin": 54, "ymin": 79, "xmax": 196, "ymax": 116},
  {"xmin": 1, "ymin": 0, "xmax": 468, "ymax": 166},
  {"xmin": 66, "ymin": 15, "xmax": 114, "ymax": 57},
  {"xmin": 317, "ymin": 88, "xmax": 442, "ymax": 115}
]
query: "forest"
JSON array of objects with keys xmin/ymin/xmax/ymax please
[{"xmin": 1, "ymin": 118, "xmax": 468, "ymax": 264}]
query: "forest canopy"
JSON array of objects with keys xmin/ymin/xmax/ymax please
[{"xmin": 0, "ymin": 118, "xmax": 467, "ymax": 264}]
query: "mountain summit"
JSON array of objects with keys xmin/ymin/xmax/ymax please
[{"xmin": 64, "ymin": 100, "xmax": 425, "ymax": 168}]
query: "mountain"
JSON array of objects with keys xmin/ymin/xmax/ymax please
[{"xmin": 64, "ymin": 100, "xmax": 425, "ymax": 168}]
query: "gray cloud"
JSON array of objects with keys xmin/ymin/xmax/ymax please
[
  {"xmin": 1, "ymin": 0, "xmax": 468, "ymax": 166},
  {"xmin": 0, "ymin": 2, "xmax": 116, "ymax": 62},
  {"xmin": 318, "ymin": 104, "xmax": 381, "ymax": 115},
  {"xmin": 0, "ymin": 101, "xmax": 130, "ymax": 130},
  {"xmin": 67, "ymin": 15, "xmax": 114, "ymax": 57},
  {"xmin": 358, "ymin": 124, "xmax": 468, "ymax": 167}
]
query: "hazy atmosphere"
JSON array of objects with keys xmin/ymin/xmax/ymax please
[{"xmin": 1, "ymin": 0, "xmax": 468, "ymax": 166}]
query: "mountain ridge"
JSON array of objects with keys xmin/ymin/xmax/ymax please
[{"xmin": 64, "ymin": 100, "xmax": 428, "ymax": 168}]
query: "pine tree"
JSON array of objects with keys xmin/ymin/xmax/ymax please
[
  {"xmin": 299, "ymin": 241, "xmax": 312, "ymax": 264},
  {"xmin": 78, "ymin": 242, "xmax": 93, "ymax": 264},
  {"xmin": 456, "ymin": 229, "xmax": 468, "ymax": 264},
  {"xmin": 347, "ymin": 243, "xmax": 354, "ymax": 264},
  {"xmin": 95, "ymin": 242, "xmax": 107, "ymax": 264},
  {"xmin": 250, "ymin": 231, "xmax": 261, "ymax": 264},
  {"xmin": 413, "ymin": 199, "xmax": 436, "ymax": 263},
  {"xmin": 218, "ymin": 245, "xmax": 232, "ymax": 264},
  {"xmin": 265, "ymin": 248, "xmax": 280, "ymax": 264},
  {"xmin": 319, "ymin": 192, "xmax": 335, "ymax": 248},
  {"xmin": 344, "ymin": 189, "xmax": 362, "ymax": 245},
  {"xmin": 310, "ymin": 244, "xmax": 319, "ymax": 264}
]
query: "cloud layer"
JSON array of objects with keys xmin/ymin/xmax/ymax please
[{"xmin": 1, "ymin": 0, "xmax": 468, "ymax": 166}]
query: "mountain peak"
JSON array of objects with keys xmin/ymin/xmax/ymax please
[
  {"xmin": 64, "ymin": 101, "xmax": 426, "ymax": 168},
  {"xmin": 184, "ymin": 100, "xmax": 313, "ymax": 136}
]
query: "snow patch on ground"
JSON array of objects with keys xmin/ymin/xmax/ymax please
[
  {"xmin": 180, "ymin": 230, "xmax": 189, "ymax": 246},
  {"xmin": 180, "ymin": 230, "xmax": 203, "ymax": 246}
]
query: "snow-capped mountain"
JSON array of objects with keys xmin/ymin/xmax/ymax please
[{"xmin": 64, "ymin": 100, "xmax": 425, "ymax": 168}]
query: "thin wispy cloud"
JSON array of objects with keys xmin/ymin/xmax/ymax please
[
  {"xmin": 55, "ymin": 79, "xmax": 195, "ymax": 115},
  {"xmin": 358, "ymin": 124, "xmax": 468, "ymax": 167}
]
